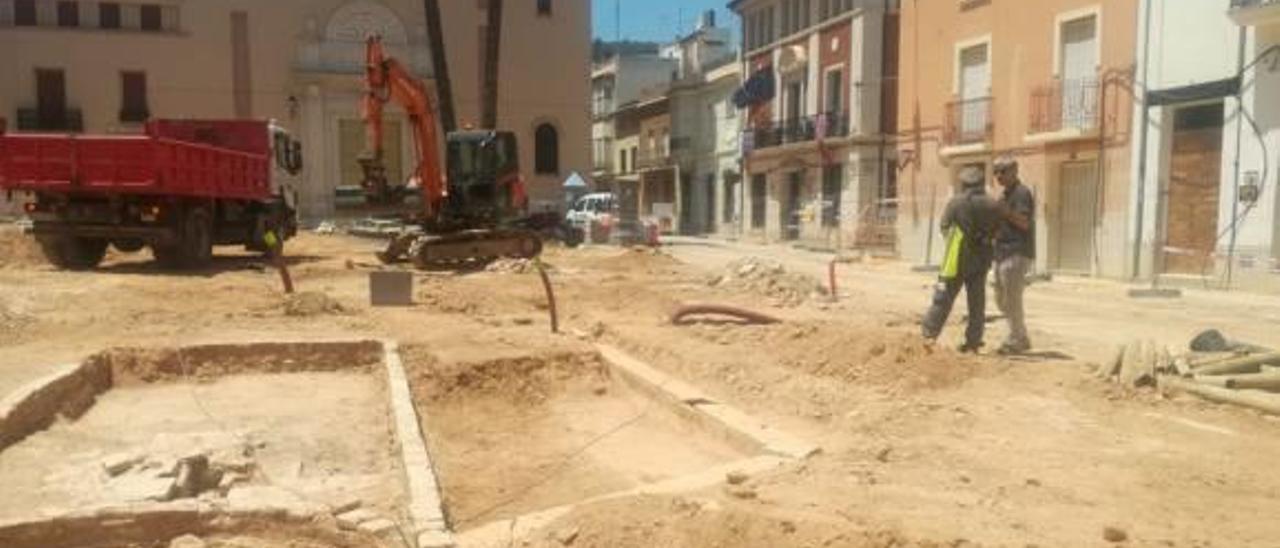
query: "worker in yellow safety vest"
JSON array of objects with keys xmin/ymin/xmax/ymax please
[{"xmin": 921, "ymin": 166, "xmax": 1001, "ymax": 353}]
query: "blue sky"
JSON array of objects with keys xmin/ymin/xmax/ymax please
[{"xmin": 592, "ymin": 0, "xmax": 738, "ymax": 43}]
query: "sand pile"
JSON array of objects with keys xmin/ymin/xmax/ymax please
[
  {"xmin": 282, "ymin": 292, "xmax": 347, "ymax": 317},
  {"xmin": 709, "ymin": 257, "xmax": 827, "ymax": 307},
  {"xmin": 0, "ymin": 228, "xmax": 45, "ymax": 269}
]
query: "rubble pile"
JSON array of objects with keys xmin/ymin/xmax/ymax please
[
  {"xmin": 709, "ymin": 257, "xmax": 828, "ymax": 307},
  {"xmin": 485, "ymin": 258, "xmax": 542, "ymax": 274},
  {"xmin": 96, "ymin": 432, "xmax": 260, "ymax": 503},
  {"xmin": 282, "ymin": 291, "xmax": 346, "ymax": 317}
]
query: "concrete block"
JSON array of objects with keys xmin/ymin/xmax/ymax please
[
  {"xmin": 370, "ymin": 271, "xmax": 414, "ymax": 306},
  {"xmin": 101, "ymin": 452, "xmax": 144, "ymax": 477},
  {"xmin": 357, "ymin": 517, "xmax": 399, "ymax": 536},
  {"xmin": 110, "ymin": 474, "xmax": 175, "ymax": 502}
]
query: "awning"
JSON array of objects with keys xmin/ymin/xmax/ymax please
[
  {"xmin": 1147, "ymin": 77, "xmax": 1242, "ymax": 107},
  {"xmin": 733, "ymin": 68, "xmax": 776, "ymax": 109}
]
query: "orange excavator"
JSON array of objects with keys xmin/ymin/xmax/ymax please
[{"xmin": 353, "ymin": 3, "xmax": 542, "ymax": 268}]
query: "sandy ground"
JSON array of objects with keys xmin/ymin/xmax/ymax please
[{"xmin": 2, "ymin": 225, "xmax": 1280, "ymax": 546}]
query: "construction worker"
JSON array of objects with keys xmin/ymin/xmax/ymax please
[
  {"xmin": 992, "ymin": 155, "xmax": 1036, "ymax": 355},
  {"xmin": 922, "ymin": 166, "xmax": 1000, "ymax": 352}
]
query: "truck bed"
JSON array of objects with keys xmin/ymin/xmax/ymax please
[{"xmin": 0, "ymin": 121, "xmax": 272, "ymax": 202}]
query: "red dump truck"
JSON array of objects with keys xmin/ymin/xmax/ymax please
[{"xmin": 0, "ymin": 119, "xmax": 302, "ymax": 269}]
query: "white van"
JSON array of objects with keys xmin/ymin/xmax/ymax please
[{"xmin": 565, "ymin": 192, "xmax": 615, "ymax": 232}]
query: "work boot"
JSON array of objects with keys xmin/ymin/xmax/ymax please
[{"xmin": 958, "ymin": 341, "xmax": 983, "ymax": 354}]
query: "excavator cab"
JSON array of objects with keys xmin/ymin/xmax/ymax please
[{"xmin": 441, "ymin": 130, "xmax": 524, "ymax": 229}]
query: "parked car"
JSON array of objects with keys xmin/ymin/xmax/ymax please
[{"xmin": 564, "ymin": 192, "xmax": 615, "ymax": 237}]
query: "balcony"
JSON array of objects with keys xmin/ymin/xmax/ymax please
[
  {"xmin": 747, "ymin": 112, "xmax": 851, "ymax": 152},
  {"xmin": 592, "ymin": 138, "xmax": 615, "ymax": 172},
  {"xmin": 944, "ymin": 97, "xmax": 993, "ymax": 146},
  {"xmin": 635, "ymin": 150, "xmax": 673, "ymax": 171},
  {"xmin": 1230, "ymin": 0, "xmax": 1280, "ymax": 25},
  {"xmin": 1028, "ymin": 78, "xmax": 1100, "ymax": 138},
  {"xmin": 15, "ymin": 108, "xmax": 83, "ymax": 132}
]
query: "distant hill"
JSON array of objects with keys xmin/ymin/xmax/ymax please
[{"xmin": 593, "ymin": 39, "xmax": 660, "ymax": 62}]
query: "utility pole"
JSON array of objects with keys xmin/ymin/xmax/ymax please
[{"xmin": 422, "ymin": 0, "xmax": 457, "ymax": 134}]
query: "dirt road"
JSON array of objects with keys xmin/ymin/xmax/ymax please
[{"xmin": 2, "ymin": 225, "xmax": 1278, "ymax": 547}]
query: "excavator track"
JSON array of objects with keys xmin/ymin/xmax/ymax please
[{"xmin": 379, "ymin": 228, "xmax": 542, "ymax": 270}]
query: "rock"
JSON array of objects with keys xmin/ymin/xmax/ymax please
[
  {"xmin": 592, "ymin": 385, "xmax": 608, "ymax": 396},
  {"xmin": 336, "ymin": 508, "xmax": 380, "ymax": 530},
  {"xmin": 168, "ymin": 534, "xmax": 206, "ymax": 548},
  {"xmin": 101, "ymin": 452, "xmax": 144, "ymax": 477},
  {"xmin": 358, "ymin": 518, "xmax": 399, "ymax": 536},
  {"xmin": 780, "ymin": 520, "xmax": 797, "ymax": 534},
  {"xmin": 556, "ymin": 527, "xmax": 580, "ymax": 545},
  {"xmin": 725, "ymin": 471, "xmax": 750, "ymax": 485},
  {"xmin": 875, "ymin": 446, "xmax": 893, "ymax": 463},
  {"xmin": 1102, "ymin": 526, "xmax": 1128, "ymax": 543},
  {"xmin": 170, "ymin": 455, "xmax": 212, "ymax": 500},
  {"xmin": 512, "ymin": 317, "xmax": 535, "ymax": 326}
]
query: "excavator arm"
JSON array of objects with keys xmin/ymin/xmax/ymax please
[{"xmin": 361, "ymin": 36, "xmax": 446, "ymax": 218}]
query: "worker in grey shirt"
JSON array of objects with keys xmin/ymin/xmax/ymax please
[
  {"xmin": 922, "ymin": 166, "xmax": 1000, "ymax": 352},
  {"xmin": 992, "ymin": 155, "xmax": 1035, "ymax": 354}
]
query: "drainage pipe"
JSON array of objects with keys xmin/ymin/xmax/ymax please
[{"xmin": 535, "ymin": 261, "xmax": 558, "ymax": 334}]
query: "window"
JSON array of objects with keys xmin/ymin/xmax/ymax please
[
  {"xmin": 14, "ymin": 0, "xmax": 36, "ymax": 26},
  {"xmin": 120, "ymin": 71, "xmax": 149, "ymax": 123},
  {"xmin": 35, "ymin": 69, "xmax": 67, "ymax": 126},
  {"xmin": 534, "ymin": 123, "xmax": 559, "ymax": 175},
  {"xmin": 57, "ymin": 1, "xmax": 80, "ymax": 27},
  {"xmin": 822, "ymin": 164, "xmax": 843, "ymax": 227},
  {"xmin": 140, "ymin": 4, "xmax": 162, "ymax": 31},
  {"xmin": 630, "ymin": 146, "xmax": 638, "ymax": 172},
  {"xmin": 99, "ymin": 3, "xmax": 121, "ymax": 29},
  {"xmin": 750, "ymin": 174, "xmax": 767, "ymax": 228},
  {"xmin": 723, "ymin": 176, "xmax": 736, "ymax": 223},
  {"xmin": 825, "ymin": 68, "xmax": 843, "ymax": 114},
  {"xmin": 537, "ymin": 0, "xmax": 551, "ymax": 16}
]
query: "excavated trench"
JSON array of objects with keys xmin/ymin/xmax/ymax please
[
  {"xmin": 0, "ymin": 341, "xmax": 402, "ymax": 548},
  {"xmin": 401, "ymin": 349, "xmax": 755, "ymax": 532}
]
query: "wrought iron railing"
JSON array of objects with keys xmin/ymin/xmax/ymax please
[
  {"xmin": 944, "ymin": 97, "xmax": 993, "ymax": 145},
  {"xmin": 1029, "ymin": 78, "xmax": 1100, "ymax": 134},
  {"xmin": 747, "ymin": 112, "xmax": 851, "ymax": 151},
  {"xmin": 16, "ymin": 108, "xmax": 83, "ymax": 132}
]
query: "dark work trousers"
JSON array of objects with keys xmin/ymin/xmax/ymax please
[{"xmin": 921, "ymin": 269, "xmax": 988, "ymax": 347}]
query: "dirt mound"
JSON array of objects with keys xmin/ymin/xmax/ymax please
[
  {"xmin": 282, "ymin": 292, "xmax": 346, "ymax": 317},
  {"xmin": 525, "ymin": 494, "xmax": 941, "ymax": 548},
  {"xmin": 691, "ymin": 321, "xmax": 984, "ymax": 392},
  {"xmin": 709, "ymin": 257, "xmax": 827, "ymax": 307},
  {"xmin": 583, "ymin": 247, "xmax": 683, "ymax": 275},
  {"xmin": 0, "ymin": 228, "xmax": 45, "ymax": 269},
  {"xmin": 407, "ymin": 351, "xmax": 610, "ymax": 405}
]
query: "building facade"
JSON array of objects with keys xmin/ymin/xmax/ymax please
[
  {"xmin": 1128, "ymin": 0, "xmax": 1280, "ymax": 292},
  {"xmin": 666, "ymin": 12, "xmax": 741, "ymax": 236},
  {"xmin": 591, "ymin": 53, "xmax": 677, "ymax": 193},
  {"xmin": 0, "ymin": 0, "xmax": 590, "ymax": 221},
  {"xmin": 731, "ymin": 0, "xmax": 900, "ymax": 251},
  {"xmin": 896, "ymin": 0, "xmax": 1139, "ymax": 278}
]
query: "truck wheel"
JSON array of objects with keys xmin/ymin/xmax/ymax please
[
  {"xmin": 152, "ymin": 208, "xmax": 213, "ymax": 269},
  {"xmin": 39, "ymin": 237, "xmax": 109, "ymax": 270},
  {"xmin": 112, "ymin": 239, "xmax": 146, "ymax": 253}
]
